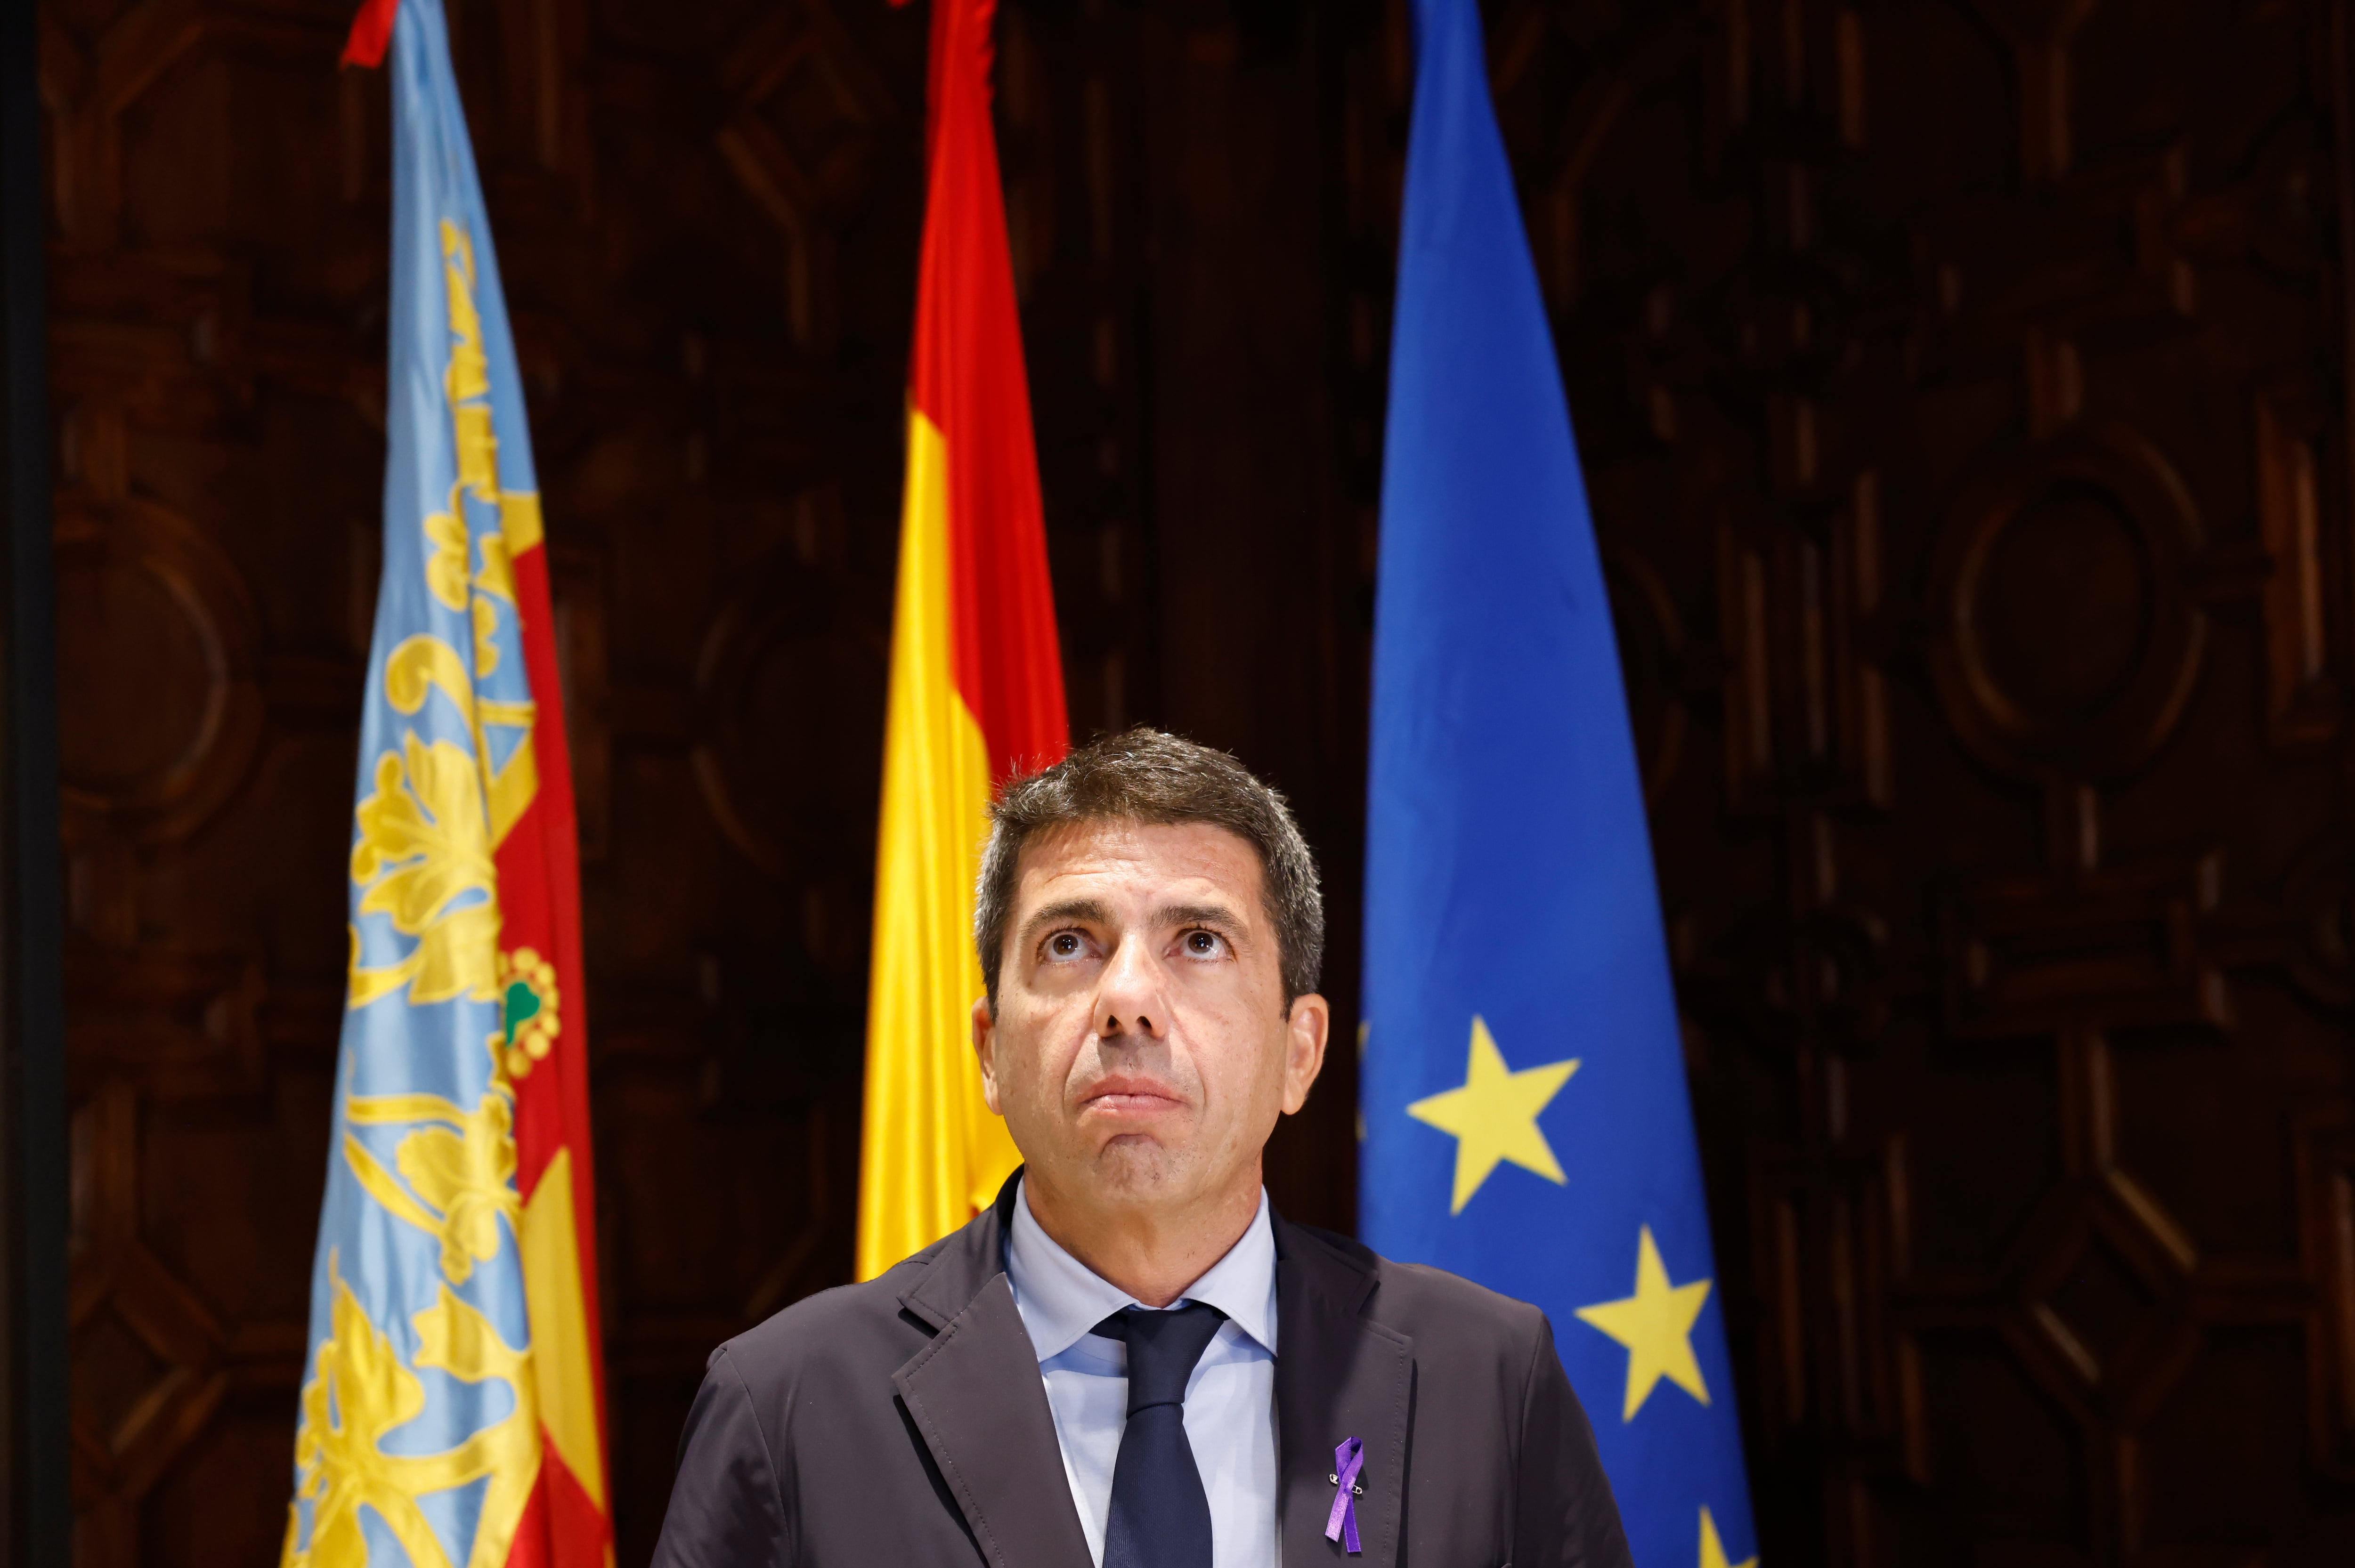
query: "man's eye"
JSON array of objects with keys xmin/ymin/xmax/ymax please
[
  {"xmin": 1182, "ymin": 930, "xmax": 1227, "ymax": 958},
  {"xmin": 1047, "ymin": 931, "xmax": 1087, "ymax": 959}
]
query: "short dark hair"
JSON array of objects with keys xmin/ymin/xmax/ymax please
[{"xmin": 974, "ymin": 727, "xmax": 1324, "ymax": 1012}]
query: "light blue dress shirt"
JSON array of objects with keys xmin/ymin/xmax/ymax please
[{"xmin": 1006, "ymin": 1178, "xmax": 1281, "ymax": 1568}]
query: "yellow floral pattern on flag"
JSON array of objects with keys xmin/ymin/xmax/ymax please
[
  {"xmin": 286, "ymin": 1253, "xmax": 542, "ymax": 1563},
  {"xmin": 286, "ymin": 1256, "xmax": 459, "ymax": 1568},
  {"xmin": 425, "ymin": 508, "xmax": 471, "ymax": 612},
  {"xmin": 442, "ymin": 220, "xmax": 499, "ymax": 502},
  {"xmin": 347, "ymin": 733, "xmax": 500, "ymax": 1009},
  {"xmin": 343, "ymin": 1084, "xmax": 523, "ymax": 1285},
  {"xmin": 289, "ymin": 177, "xmax": 557, "ymax": 1567},
  {"xmin": 285, "ymin": 1255, "xmax": 539, "ymax": 1568}
]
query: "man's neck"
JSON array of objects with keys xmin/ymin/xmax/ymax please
[{"xmin": 1021, "ymin": 1166, "xmax": 1264, "ymax": 1308}]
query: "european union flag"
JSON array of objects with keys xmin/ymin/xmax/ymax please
[{"xmin": 1358, "ymin": 2, "xmax": 1757, "ymax": 1565}]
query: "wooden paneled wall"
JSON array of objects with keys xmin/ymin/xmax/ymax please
[{"xmin": 35, "ymin": 0, "xmax": 2355, "ymax": 1562}]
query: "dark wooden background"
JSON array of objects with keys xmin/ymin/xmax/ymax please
[{"xmin": 34, "ymin": 0, "xmax": 2355, "ymax": 1561}]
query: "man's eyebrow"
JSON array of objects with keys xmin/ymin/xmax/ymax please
[
  {"xmin": 1022, "ymin": 898, "xmax": 1111, "ymax": 939},
  {"xmin": 1158, "ymin": 902, "xmax": 1245, "ymax": 932}
]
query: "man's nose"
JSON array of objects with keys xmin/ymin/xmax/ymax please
[{"xmin": 1096, "ymin": 934, "xmax": 1166, "ymax": 1039}]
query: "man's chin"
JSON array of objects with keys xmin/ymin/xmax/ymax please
[{"xmin": 1086, "ymin": 1134, "xmax": 1193, "ymax": 1196}]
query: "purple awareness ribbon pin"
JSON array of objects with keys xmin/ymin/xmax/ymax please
[{"xmin": 1324, "ymin": 1436, "xmax": 1364, "ymax": 1554}]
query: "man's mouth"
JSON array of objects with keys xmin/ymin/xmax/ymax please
[{"xmin": 1080, "ymin": 1075, "xmax": 1185, "ymax": 1116}]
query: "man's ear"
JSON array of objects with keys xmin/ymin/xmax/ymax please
[
  {"xmin": 972, "ymin": 994, "xmax": 1002, "ymax": 1114},
  {"xmin": 1279, "ymin": 993, "xmax": 1332, "ymax": 1115}
]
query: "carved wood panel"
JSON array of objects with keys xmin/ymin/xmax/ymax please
[{"xmin": 1315, "ymin": 0, "xmax": 2355, "ymax": 1560}]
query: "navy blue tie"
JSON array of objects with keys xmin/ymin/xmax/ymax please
[{"xmin": 1096, "ymin": 1302, "xmax": 1228, "ymax": 1568}]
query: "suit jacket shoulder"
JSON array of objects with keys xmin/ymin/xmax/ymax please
[
  {"xmin": 1288, "ymin": 1218, "xmax": 1548, "ymax": 1343},
  {"xmin": 650, "ymin": 1261, "xmax": 931, "ymax": 1568},
  {"xmin": 1272, "ymin": 1216, "xmax": 1632, "ymax": 1568},
  {"xmin": 652, "ymin": 1185, "xmax": 1095, "ymax": 1568},
  {"xmin": 708, "ymin": 1240, "xmax": 944, "ymax": 1398}
]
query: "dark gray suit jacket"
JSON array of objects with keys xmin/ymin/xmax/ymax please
[{"xmin": 650, "ymin": 1175, "xmax": 1632, "ymax": 1568}]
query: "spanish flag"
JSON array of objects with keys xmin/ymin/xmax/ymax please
[
  {"xmin": 856, "ymin": 0, "xmax": 1068, "ymax": 1281},
  {"xmin": 282, "ymin": 2, "xmax": 609, "ymax": 1565}
]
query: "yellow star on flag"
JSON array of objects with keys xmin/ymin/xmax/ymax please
[
  {"xmin": 1698, "ymin": 1505, "xmax": 1754, "ymax": 1568},
  {"xmin": 1575, "ymin": 1224, "xmax": 1713, "ymax": 1421},
  {"xmin": 1405, "ymin": 1015, "xmax": 1579, "ymax": 1214}
]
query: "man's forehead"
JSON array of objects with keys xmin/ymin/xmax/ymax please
[{"xmin": 1014, "ymin": 818, "xmax": 1265, "ymax": 912}]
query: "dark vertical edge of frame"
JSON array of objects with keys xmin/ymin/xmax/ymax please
[{"xmin": 0, "ymin": 0, "xmax": 67, "ymax": 1557}]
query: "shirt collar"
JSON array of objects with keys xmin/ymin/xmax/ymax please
[{"xmin": 1005, "ymin": 1176, "xmax": 1279, "ymax": 1364}]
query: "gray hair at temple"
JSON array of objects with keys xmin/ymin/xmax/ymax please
[{"xmin": 973, "ymin": 727, "xmax": 1325, "ymax": 1013}]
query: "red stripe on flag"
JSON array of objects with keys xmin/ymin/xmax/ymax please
[
  {"xmin": 907, "ymin": 0, "xmax": 1067, "ymax": 779},
  {"xmin": 498, "ymin": 539, "xmax": 609, "ymax": 1464},
  {"xmin": 537, "ymin": 1438, "xmax": 610, "ymax": 1568}
]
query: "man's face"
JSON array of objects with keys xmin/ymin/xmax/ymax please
[{"xmin": 974, "ymin": 818, "xmax": 1330, "ymax": 1216}]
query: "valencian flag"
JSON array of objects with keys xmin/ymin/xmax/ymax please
[
  {"xmin": 281, "ymin": 0, "xmax": 610, "ymax": 1565},
  {"xmin": 1357, "ymin": 0, "xmax": 1757, "ymax": 1565},
  {"xmin": 855, "ymin": 0, "xmax": 1068, "ymax": 1280}
]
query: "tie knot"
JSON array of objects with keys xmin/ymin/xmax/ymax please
[{"xmin": 1096, "ymin": 1301, "xmax": 1227, "ymax": 1412}]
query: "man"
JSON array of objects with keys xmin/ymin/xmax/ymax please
[{"xmin": 652, "ymin": 729, "xmax": 1632, "ymax": 1568}]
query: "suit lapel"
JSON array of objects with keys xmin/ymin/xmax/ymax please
[
  {"xmin": 1273, "ymin": 1219, "xmax": 1413, "ymax": 1568},
  {"xmin": 893, "ymin": 1174, "xmax": 1092, "ymax": 1568}
]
